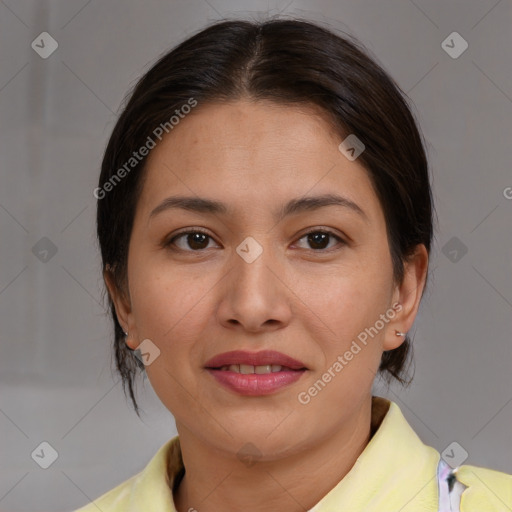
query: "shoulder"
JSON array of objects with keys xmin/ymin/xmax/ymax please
[
  {"xmin": 457, "ymin": 463, "xmax": 512, "ymax": 511},
  {"xmin": 72, "ymin": 435, "xmax": 181, "ymax": 511},
  {"xmin": 73, "ymin": 473, "xmax": 138, "ymax": 511}
]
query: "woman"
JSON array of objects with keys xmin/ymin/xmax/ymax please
[{"xmin": 77, "ymin": 18, "xmax": 511, "ymax": 512}]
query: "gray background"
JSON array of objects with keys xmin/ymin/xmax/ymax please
[{"xmin": 1, "ymin": 1, "xmax": 511, "ymax": 510}]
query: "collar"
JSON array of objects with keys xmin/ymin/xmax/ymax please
[
  {"xmin": 127, "ymin": 396, "xmax": 441, "ymax": 511},
  {"xmin": 307, "ymin": 396, "xmax": 441, "ymax": 511}
]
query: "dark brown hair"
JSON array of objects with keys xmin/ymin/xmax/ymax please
[{"xmin": 97, "ymin": 17, "xmax": 434, "ymax": 413}]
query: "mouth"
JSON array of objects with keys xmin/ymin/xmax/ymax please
[
  {"xmin": 204, "ymin": 350, "xmax": 308, "ymax": 396},
  {"xmin": 212, "ymin": 364, "xmax": 303, "ymax": 374},
  {"xmin": 204, "ymin": 349, "xmax": 308, "ymax": 371}
]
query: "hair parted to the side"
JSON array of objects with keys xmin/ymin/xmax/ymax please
[{"xmin": 97, "ymin": 17, "xmax": 434, "ymax": 414}]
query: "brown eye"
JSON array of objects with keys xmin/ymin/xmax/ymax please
[
  {"xmin": 295, "ymin": 230, "xmax": 345, "ymax": 251},
  {"xmin": 166, "ymin": 230, "xmax": 218, "ymax": 251}
]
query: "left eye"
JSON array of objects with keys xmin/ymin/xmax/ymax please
[{"xmin": 295, "ymin": 230, "xmax": 345, "ymax": 251}]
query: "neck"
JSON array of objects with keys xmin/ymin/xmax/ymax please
[{"xmin": 174, "ymin": 397, "xmax": 374, "ymax": 512}]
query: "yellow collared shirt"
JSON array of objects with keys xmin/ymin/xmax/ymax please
[{"xmin": 74, "ymin": 397, "xmax": 511, "ymax": 511}]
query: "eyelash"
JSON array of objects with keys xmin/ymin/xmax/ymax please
[{"xmin": 164, "ymin": 228, "xmax": 346, "ymax": 253}]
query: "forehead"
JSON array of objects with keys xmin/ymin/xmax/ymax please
[{"xmin": 138, "ymin": 99, "xmax": 383, "ymax": 224}]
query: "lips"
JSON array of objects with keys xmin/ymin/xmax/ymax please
[
  {"xmin": 204, "ymin": 350, "xmax": 307, "ymax": 370},
  {"xmin": 204, "ymin": 350, "xmax": 307, "ymax": 396}
]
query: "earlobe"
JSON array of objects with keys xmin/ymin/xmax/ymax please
[
  {"xmin": 123, "ymin": 331, "xmax": 139, "ymax": 351},
  {"xmin": 383, "ymin": 244, "xmax": 429, "ymax": 351}
]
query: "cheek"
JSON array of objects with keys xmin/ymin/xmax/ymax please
[
  {"xmin": 127, "ymin": 255, "xmax": 217, "ymax": 358},
  {"xmin": 127, "ymin": 263, "xmax": 208, "ymax": 406},
  {"xmin": 306, "ymin": 253, "xmax": 391, "ymax": 320},
  {"xmin": 128, "ymin": 255, "xmax": 181, "ymax": 338},
  {"xmin": 130, "ymin": 272, "xmax": 175, "ymax": 336},
  {"xmin": 301, "ymin": 280, "xmax": 390, "ymax": 409},
  {"xmin": 303, "ymin": 254, "xmax": 394, "ymax": 364}
]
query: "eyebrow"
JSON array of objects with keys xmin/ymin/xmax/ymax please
[{"xmin": 149, "ymin": 193, "xmax": 368, "ymax": 223}]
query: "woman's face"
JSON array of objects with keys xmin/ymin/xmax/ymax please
[{"xmin": 110, "ymin": 99, "xmax": 425, "ymax": 459}]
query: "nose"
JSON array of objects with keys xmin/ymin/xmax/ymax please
[{"xmin": 216, "ymin": 236, "xmax": 293, "ymax": 333}]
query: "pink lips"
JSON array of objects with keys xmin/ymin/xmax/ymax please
[
  {"xmin": 204, "ymin": 350, "xmax": 307, "ymax": 370},
  {"xmin": 204, "ymin": 350, "xmax": 307, "ymax": 396}
]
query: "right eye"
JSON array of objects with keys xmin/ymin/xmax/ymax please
[{"xmin": 165, "ymin": 229, "xmax": 220, "ymax": 252}]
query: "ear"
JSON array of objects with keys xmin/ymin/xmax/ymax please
[
  {"xmin": 104, "ymin": 268, "xmax": 139, "ymax": 350},
  {"xmin": 383, "ymin": 244, "xmax": 429, "ymax": 351}
]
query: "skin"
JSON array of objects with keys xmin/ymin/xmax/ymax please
[{"xmin": 106, "ymin": 98, "xmax": 428, "ymax": 512}]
